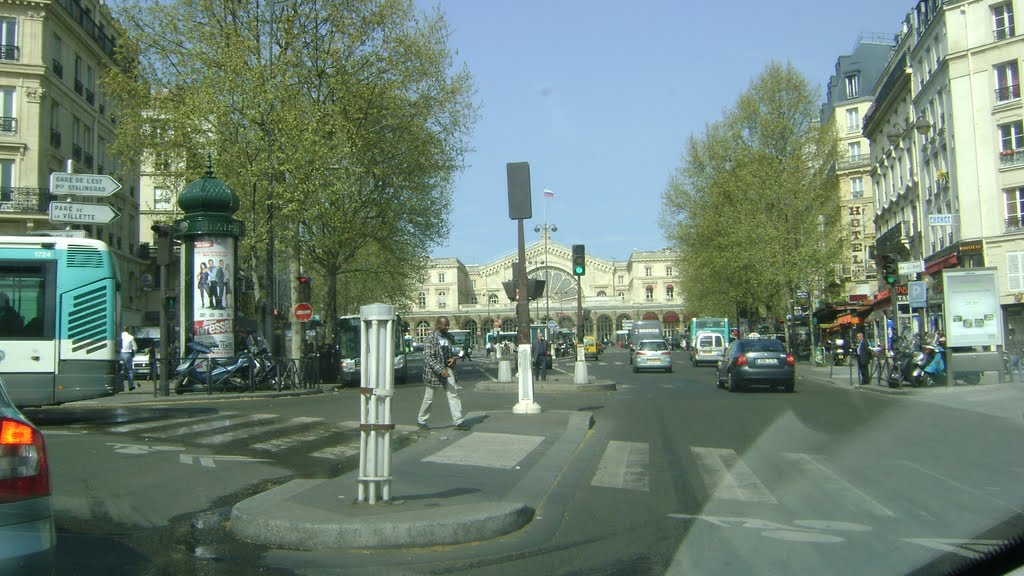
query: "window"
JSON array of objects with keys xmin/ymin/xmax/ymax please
[
  {"xmin": 666, "ymin": 285, "xmax": 674, "ymax": 299},
  {"xmin": 846, "ymin": 108, "xmax": 859, "ymax": 132},
  {"xmin": 0, "ymin": 17, "xmax": 16, "ymax": 61},
  {"xmin": 845, "ymin": 74, "xmax": 859, "ymax": 98},
  {"xmin": 999, "ymin": 120, "xmax": 1024, "ymax": 167},
  {"xmin": 49, "ymin": 101, "xmax": 60, "ymax": 148},
  {"xmin": 851, "ymin": 177, "xmax": 864, "ymax": 199},
  {"xmin": 644, "ymin": 266, "xmax": 652, "ymax": 277},
  {"xmin": 617, "ymin": 274, "xmax": 624, "ymax": 284},
  {"xmin": 470, "ymin": 295, "xmax": 478, "ymax": 304},
  {"xmin": 617, "ymin": 292, "xmax": 625, "ymax": 299},
  {"xmin": 74, "ymin": 55, "xmax": 82, "ymax": 95},
  {"xmin": 437, "ymin": 290, "xmax": 447, "ymax": 309},
  {"xmin": 417, "ymin": 292, "xmax": 426, "ymax": 308},
  {"xmin": 0, "ymin": 263, "xmax": 49, "ymax": 339},
  {"xmin": 438, "ymin": 272, "xmax": 446, "ymax": 283},
  {"xmin": 645, "ymin": 285, "xmax": 654, "ymax": 301},
  {"xmin": 848, "ymin": 141, "xmax": 862, "ymax": 159},
  {"xmin": 0, "ymin": 87, "xmax": 14, "ymax": 134},
  {"xmin": 0, "ymin": 158, "xmax": 13, "ymax": 201},
  {"xmin": 665, "ymin": 265, "xmax": 672, "ymax": 276},
  {"xmin": 1006, "ymin": 187, "xmax": 1024, "ymax": 228},
  {"xmin": 994, "ymin": 3, "xmax": 1016, "ymax": 40},
  {"xmin": 51, "ymin": 33, "xmax": 63, "ymax": 77},
  {"xmin": 1009, "ymin": 252, "xmax": 1024, "ymax": 291},
  {"xmin": 995, "ymin": 61, "xmax": 1020, "ymax": 102},
  {"xmin": 153, "ymin": 187, "xmax": 173, "ymax": 211},
  {"xmin": 488, "ymin": 293, "xmax": 499, "ymax": 305}
]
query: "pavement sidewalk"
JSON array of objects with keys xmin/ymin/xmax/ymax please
[
  {"xmin": 66, "ymin": 381, "xmax": 323, "ymax": 406},
  {"xmin": 230, "ymin": 409, "xmax": 593, "ymax": 550},
  {"xmin": 798, "ymin": 362, "xmax": 1024, "ymax": 423}
]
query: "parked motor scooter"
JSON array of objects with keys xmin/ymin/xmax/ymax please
[
  {"xmin": 832, "ymin": 338, "xmax": 847, "ymax": 366},
  {"xmin": 173, "ymin": 340, "xmax": 254, "ymax": 394},
  {"xmin": 887, "ymin": 336, "xmax": 924, "ymax": 388}
]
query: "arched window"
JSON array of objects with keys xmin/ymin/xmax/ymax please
[
  {"xmin": 437, "ymin": 290, "xmax": 447, "ymax": 309},
  {"xmin": 666, "ymin": 284, "xmax": 674, "ymax": 299},
  {"xmin": 645, "ymin": 285, "xmax": 654, "ymax": 301},
  {"xmin": 416, "ymin": 321, "xmax": 431, "ymax": 340},
  {"xmin": 489, "ymin": 293, "xmax": 500, "ymax": 305},
  {"xmin": 596, "ymin": 290, "xmax": 607, "ymax": 297}
]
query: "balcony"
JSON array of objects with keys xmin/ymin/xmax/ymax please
[
  {"xmin": 994, "ymin": 27, "xmax": 1016, "ymax": 41},
  {"xmin": 52, "ymin": 59, "xmax": 63, "ymax": 78},
  {"xmin": 0, "ymin": 187, "xmax": 49, "ymax": 215},
  {"xmin": 996, "ymin": 84, "xmax": 1021, "ymax": 103},
  {"xmin": 1001, "ymin": 149, "xmax": 1024, "ymax": 168},
  {"xmin": 72, "ymin": 143, "xmax": 82, "ymax": 162},
  {"xmin": 837, "ymin": 154, "xmax": 871, "ymax": 170},
  {"xmin": 49, "ymin": 129, "xmax": 61, "ymax": 148},
  {"xmin": 1007, "ymin": 215, "xmax": 1024, "ymax": 233},
  {"xmin": 0, "ymin": 116, "xmax": 15, "ymax": 134},
  {"xmin": 0, "ymin": 44, "xmax": 19, "ymax": 61}
]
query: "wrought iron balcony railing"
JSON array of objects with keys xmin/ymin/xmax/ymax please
[
  {"xmin": 52, "ymin": 59, "xmax": 63, "ymax": 78},
  {"xmin": 0, "ymin": 187, "xmax": 49, "ymax": 214},
  {"xmin": 50, "ymin": 129, "xmax": 61, "ymax": 148},
  {"xmin": 0, "ymin": 44, "xmax": 19, "ymax": 61},
  {"xmin": 72, "ymin": 143, "xmax": 82, "ymax": 161},
  {"xmin": 996, "ymin": 84, "xmax": 1021, "ymax": 102},
  {"xmin": 1000, "ymin": 148, "xmax": 1024, "ymax": 168},
  {"xmin": 1007, "ymin": 215, "xmax": 1024, "ymax": 233},
  {"xmin": 0, "ymin": 117, "xmax": 15, "ymax": 134}
]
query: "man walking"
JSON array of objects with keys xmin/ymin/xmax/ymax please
[
  {"xmin": 418, "ymin": 316, "xmax": 470, "ymax": 431},
  {"xmin": 855, "ymin": 331, "xmax": 872, "ymax": 385},
  {"xmin": 120, "ymin": 326, "xmax": 138, "ymax": 391},
  {"xmin": 533, "ymin": 332, "xmax": 550, "ymax": 381}
]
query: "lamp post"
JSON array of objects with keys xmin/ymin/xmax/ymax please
[{"xmin": 533, "ymin": 222, "xmax": 557, "ymax": 322}]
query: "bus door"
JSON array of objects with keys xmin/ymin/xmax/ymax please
[{"xmin": 0, "ymin": 260, "xmax": 58, "ymax": 406}]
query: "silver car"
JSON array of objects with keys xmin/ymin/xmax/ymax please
[
  {"xmin": 632, "ymin": 339, "xmax": 673, "ymax": 373},
  {"xmin": 0, "ymin": 377, "xmax": 55, "ymax": 574}
]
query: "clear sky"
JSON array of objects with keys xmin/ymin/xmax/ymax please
[{"xmin": 418, "ymin": 0, "xmax": 916, "ymax": 265}]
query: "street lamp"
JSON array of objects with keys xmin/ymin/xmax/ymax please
[
  {"xmin": 886, "ymin": 114, "xmax": 932, "ymax": 145},
  {"xmin": 533, "ymin": 222, "xmax": 557, "ymax": 322}
]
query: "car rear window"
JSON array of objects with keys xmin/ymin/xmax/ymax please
[
  {"xmin": 698, "ymin": 335, "xmax": 719, "ymax": 348},
  {"xmin": 639, "ymin": 341, "xmax": 667, "ymax": 351},
  {"xmin": 741, "ymin": 340, "xmax": 786, "ymax": 353}
]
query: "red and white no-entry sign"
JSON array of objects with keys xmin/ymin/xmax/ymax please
[{"xmin": 294, "ymin": 302, "xmax": 313, "ymax": 322}]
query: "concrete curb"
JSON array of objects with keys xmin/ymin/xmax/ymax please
[
  {"xmin": 474, "ymin": 380, "xmax": 616, "ymax": 392},
  {"xmin": 798, "ymin": 372, "xmax": 911, "ymax": 396},
  {"xmin": 231, "ymin": 482, "xmax": 534, "ymax": 549}
]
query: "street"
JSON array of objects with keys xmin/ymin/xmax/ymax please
[{"xmin": 28, "ymin": 347, "xmax": 1024, "ymax": 575}]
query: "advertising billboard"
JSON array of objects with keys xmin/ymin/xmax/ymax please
[
  {"xmin": 942, "ymin": 268, "xmax": 1002, "ymax": 348},
  {"xmin": 193, "ymin": 236, "xmax": 235, "ymax": 357}
]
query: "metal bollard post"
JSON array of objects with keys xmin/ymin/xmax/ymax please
[{"xmin": 356, "ymin": 304, "xmax": 396, "ymax": 504}]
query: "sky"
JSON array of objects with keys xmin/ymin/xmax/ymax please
[{"xmin": 418, "ymin": 0, "xmax": 916, "ymax": 266}]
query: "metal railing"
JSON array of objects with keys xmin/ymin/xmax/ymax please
[
  {"xmin": 0, "ymin": 44, "xmax": 18, "ymax": 61},
  {"xmin": 0, "ymin": 187, "xmax": 49, "ymax": 213},
  {"xmin": 996, "ymin": 84, "xmax": 1021, "ymax": 102},
  {"xmin": 0, "ymin": 116, "xmax": 15, "ymax": 134},
  {"xmin": 154, "ymin": 353, "xmax": 324, "ymax": 395},
  {"xmin": 1001, "ymin": 149, "xmax": 1024, "ymax": 168}
]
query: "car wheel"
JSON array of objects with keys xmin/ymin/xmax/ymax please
[
  {"xmin": 716, "ymin": 369, "xmax": 725, "ymax": 389},
  {"xmin": 728, "ymin": 371, "xmax": 739, "ymax": 393},
  {"xmin": 784, "ymin": 380, "xmax": 795, "ymax": 393}
]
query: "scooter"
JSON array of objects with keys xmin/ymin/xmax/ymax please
[
  {"xmin": 173, "ymin": 340, "xmax": 254, "ymax": 394},
  {"xmin": 887, "ymin": 337, "xmax": 924, "ymax": 388},
  {"xmin": 832, "ymin": 339, "xmax": 847, "ymax": 366}
]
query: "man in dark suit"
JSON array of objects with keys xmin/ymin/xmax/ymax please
[
  {"xmin": 533, "ymin": 333, "xmax": 551, "ymax": 381},
  {"xmin": 855, "ymin": 331, "xmax": 872, "ymax": 385}
]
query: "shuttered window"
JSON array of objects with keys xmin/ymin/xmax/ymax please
[{"xmin": 1009, "ymin": 252, "xmax": 1024, "ymax": 291}]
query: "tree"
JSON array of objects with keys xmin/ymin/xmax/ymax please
[
  {"xmin": 104, "ymin": 0, "xmax": 477, "ymax": 341},
  {"xmin": 660, "ymin": 62, "xmax": 841, "ymax": 326}
]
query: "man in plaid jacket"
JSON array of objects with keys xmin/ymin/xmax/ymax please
[{"xmin": 417, "ymin": 316, "xmax": 470, "ymax": 431}]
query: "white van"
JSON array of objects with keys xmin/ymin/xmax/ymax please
[
  {"xmin": 132, "ymin": 327, "xmax": 160, "ymax": 378},
  {"xmin": 692, "ymin": 331, "xmax": 726, "ymax": 367}
]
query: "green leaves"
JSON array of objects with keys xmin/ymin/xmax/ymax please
[{"xmin": 661, "ymin": 62, "xmax": 841, "ymax": 322}]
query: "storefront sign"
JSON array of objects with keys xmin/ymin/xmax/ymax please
[{"xmin": 942, "ymin": 268, "xmax": 1002, "ymax": 347}]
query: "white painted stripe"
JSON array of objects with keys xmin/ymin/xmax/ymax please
[
  {"xmin": 781, "ymin": 453, "xmax": 895, "ymax": 516},
  {"xmin": 422, "ymin": 432, "xmax": 544, "ymax": 468},
  {"xmin": 310, "ymin": 444, "xmax": 360, "ymax": 460},
  {"xmin": 251, "ymin": 421, "xmax": 360, "ymax": 452},
  {"xmin": 196, "ymin": 416, "xmax": 323, "ymax": 445},
  {"xmin": 109, "ymin": 412, "xmax": 239, "ymax": 433},
  {"xmin": 591, "ymin": 441, "xmax": 650, "ymax": 491},
  {"xmin": 690, "ymin": 446, "xmax": 777, "ymax": 503},
  {"xmin": 146, "ymin": 414, "xmax": 277, "ymax": 438}
]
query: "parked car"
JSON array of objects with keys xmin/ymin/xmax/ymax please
[
  {"xmin": 692, "ymin": 331, "xmax": 727, "ymax": 367},
  {"xmin": 716, "ymin": 336, "xmax": 795, "ymax": 392},
  {"xmin": 0, "ymin": 377, "xmax": 55, "ymax": 574},
  {"xmin": 633, "ymin": 339, "xmax": 673, "ymax": 373}
]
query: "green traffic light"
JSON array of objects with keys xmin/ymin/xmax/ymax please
[{"xmin": 574, "ymin": 265, "xmax": 584, "ymax": 275}]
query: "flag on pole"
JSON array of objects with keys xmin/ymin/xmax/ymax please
[{"xmin": 543, "ymin": 189, "xmax": 555, "ymax": 198}]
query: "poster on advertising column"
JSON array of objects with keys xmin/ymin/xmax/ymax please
[
  {"xmin": 942, "ymin": 268, "xmax": 1003, "ymax": 348},
  {"xmin": 193, "ymin": 236, "xmax": 234, "ymax": 357}
]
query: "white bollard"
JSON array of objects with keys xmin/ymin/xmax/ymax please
[
  {"xmin": 574, "ymin": 344, "xmax": 589, "ymax": 385},
  {"xmin": 513, "ymin": 343, "xmax": 541, "ymax": 413},
  {"xmin": 356, "ymin": 304, "xmax": 395, "ymax": 504}
]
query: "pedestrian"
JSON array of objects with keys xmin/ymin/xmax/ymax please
[
  {"xmin": 533, "ymin": 332, "xmax": 551, "ymax": 381},
  {"xmin": 855, "ymin": 331, "xmax": 871, "ymax": 385},
  {"xmin": 148, "ymin": 344, "xmax": 157, "ymax": 381},
  {"xmin": 417, "ymin": 316, "xmax": 470, "ymax": 431},
  {"xmin": 120, "ymin": 326, "xmax": 138, "ymax": 391}
]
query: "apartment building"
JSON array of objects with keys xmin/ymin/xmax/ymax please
[{"xmin": 0, "ymin": 0, "xmax": 149, "ymax": 325}]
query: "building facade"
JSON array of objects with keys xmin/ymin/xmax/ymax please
[
  {"xmin": 864, "ymin": 0, "xmax": 1024, "ymax": 340},
  {"xmin": 0, "ymin": 0, "xmax": 149, "ymax": 325},
  {"xmin": 403, "ymin": 229, "xmax": 685, "ymax": 346}
]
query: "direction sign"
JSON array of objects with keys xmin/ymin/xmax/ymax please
[
  {"xmin": 547, "ymin": 320, "xmax": 557, "ymax": 333},
  {"xmin": 898, "ymin": 260, "xmax": 925, "ymax": 275},
  {"xmin": 48, "ymin": 201, "xmax": 120, "ymax": 224},
  {"xmin": 49, "ymin": 172, "xmax": 122, "ymax": 197},
  {"xmin": 929, "ymin": 213, "xmax": 954, "ymax": 226},
  {"xmin": 293, "ymin": 302, "xmax": 313, "ymax": 322}
]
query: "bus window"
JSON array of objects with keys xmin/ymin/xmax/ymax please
[{"xmin": 0, "ymin": 263, "xmax": 50, "ymax": 339}]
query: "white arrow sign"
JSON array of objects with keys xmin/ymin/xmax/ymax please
[
  {"xmin": 49, "ymin": 201, "xmax": 120, "ymax": 224},
  {"xmin": 49, "ymin": 172, "xmax": 122, "ymax": 197}
]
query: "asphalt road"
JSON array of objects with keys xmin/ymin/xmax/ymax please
[{"xmin": 30, "ymin": 347, "xmax": 1024, "ymax": 575}]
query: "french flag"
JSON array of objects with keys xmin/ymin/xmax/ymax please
[{"xmin": 543, "ymin": 189, "xmax": 555, "ymax": 198}]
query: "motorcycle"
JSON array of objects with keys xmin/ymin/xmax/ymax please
[
  {"xmin": 173, "ymin": 340, "xmax": 254, "ymax": 394},
  {"xmin": 832, "ymin": 338, "xmax": 847, "ymax": 366},
  {"xmin": 887, "ymin": 336, "xmax": 925, "ymax": 388}
]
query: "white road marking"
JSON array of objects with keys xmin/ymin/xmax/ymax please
[
  {"xmin": 195, "ymin": 416, "xmax": 323, "ymax": 445},
  {"xmin": 108, "ymin": 412, "xmax": 239, "ymax": 433},
  {"xmin": 310, "ymin": 444, "xmax": 360, "ymax": 460},
  {"xmin": 107, "ymin": 442, "xmax": 185, "ymax": 455},
  {"xmin": 251, "ymin": 421, "xmax": 360, "ymax": 452},
  {"xmin": 591, "ymin": 441, "xmax": 650, "ymax": 491},
  {"xmin": 146, "ymin": 414, "xmax": 278, "ymax": 438},
  {"xmin": 422, "ymin": 432, "xmax": 544, "ymax": 469},
  {"xmin": 690, "ymin": 446, "xmax": 777, "ymax": 503},
  {"xmin": 781, "ymin": 453, "xmax": 894, "ymax": 516},
  {"xmin": 904, "ymin": 538, "xmax": 1007, "ymax": 560},
  {"xmin": 179, "ymin": 454, "xmax": 272, "ymax": 467}
]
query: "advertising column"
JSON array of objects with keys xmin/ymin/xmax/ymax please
[{"xmin": 192, "ymin": 237, "xmax": 236, "ymax": 356}]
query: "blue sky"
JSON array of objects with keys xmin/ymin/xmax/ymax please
[{"xmin": 421, "ymin": 0, "xmax": 915, "ymax": 265}]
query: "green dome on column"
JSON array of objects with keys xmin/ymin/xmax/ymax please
[{"xmin": 177, "ymin": 161, "xmax": 239, "ymax": 216}]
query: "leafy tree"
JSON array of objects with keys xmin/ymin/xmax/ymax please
[
  {"xmin": 660, "ymin": 62, "xmax": 841, "ymax": 326},
  {"xmin": 104, "ymin": 0, "xmax": 477, "ymax": 340}
]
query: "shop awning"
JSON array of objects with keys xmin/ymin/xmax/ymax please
[
  {"xmin": 835, "ymin": 314, "xmax": 861, "ymax": 326},
  {"xmin": 642, "ymin": 312, "xmax": 659, "ymax": 320},
  {"xmin": 926, "ymin": 253, "xmax": 958, "ymax": 275},
  {"xmin": 663, "ymin": 311, "xmax": 679, "ymax": 322}
]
